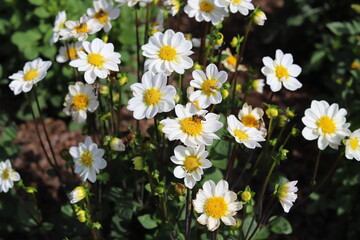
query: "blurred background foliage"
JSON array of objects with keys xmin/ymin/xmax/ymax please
[{"xmin": 0, "ymin": 0, "xmax": 360, "ymax": 239}]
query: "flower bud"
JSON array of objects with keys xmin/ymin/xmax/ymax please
[
  {"xmin": 76, "ymin": 209, "xmax": 87, "ymax": 223},
  {"xmin": 286, "ymin": 109, "xmax": 295, "ymax": 118},
  {"xmin": 157, "ymin": 123, "xmax": 164, "ymax": 133},
  {"xmin": 193, "ymin": 62, "xmax": 203, "ymax": 70},
  {"xmin": 216, "ymin": 32, "xmax": 224, "ymax": 45},
  {"xmin": 270, "ymin": 138, "xmax": 277, "ymax": 147},
  {"xmin": 174, "ymin": 93, "xmax": 180, "ymax": 103},
  {"xmin": 278, "ymin": 115, "xmax": 288, "ymax": 127},
  {"xmin": 241, "ymin": 191, "xmax": 252, "ymax": 202},
  {"xmin": 351, "ymin": 61, "xmax": 360, "ymax": 70},
  {"xmin": 112, "ymin": 93, "xmax": 120, "ymax": 102},
  {"xmin": 172, "ymin": 183, "xmax": 186, "ymax": 196},
  {"xmin": 291, "ymin": 127, "xmax": 299, "ymax": 136},
  {"xmin": 99, "ymin": 85, "xmax": 109, "ymax": 96},
  {"xmin": 221, "ymin": 89, "xmax": 229, "ymax": 99},
  {"xmin": 69, "ymin": 186, "xmax": 87, "ymax": 204},
  {"xmin": 266, "ymin": 107, "xmax": 278, "ymax": 118},
  {"xmin": 132, "ymin": 157, "xmax": 144, "ymax": 171},
  {"xmin": 235, "ymin": 83, "xmax": 242, "ymax": 92},
  {"xmin": 119, "ymin": 75, "xmax": 128, "ymax": 86},
  {"xmin": 230, "ymin": 37, "xmax": 239, "ymax": 48},
  {"xmin": 253, "ymin": 10, "xmax": 267, "ymax": 26},
  {"xmin": 110, "ymin": 137, "xmax": 126, "ymax": 152},
  {"xmin": 102, "ymin": 35, "xmax": 108, "ymax": 43}
]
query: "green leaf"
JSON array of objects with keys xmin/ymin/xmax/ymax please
[
  {"xmin": 137, "ymin": 214, "xmax": 158, "ymax": 230},
  {"xmin": 254, "ymin": 226, "xmax": 270, "ymax": 240},
  {"xmin": 269, "ymin": 216, "xmax": 292, "ymax": 235},
  {"xmin": 242, "ymin": 216, "xmax": 257, "ymax": 238},
  {"xmin": 61, "ymin": 204, "xmax": 74, "ymax": 217},
  {"xmin": 1, "ymin": 124, "xmax": 17, "ymax": 142},
  {"xmin": 28, "ymin": 0, "xmax": 45, "ymax": 6},
  {"xmin": 97, "ymin": 172, "xmax": 110, "ymax": 183},
  {"xmin": 201, "ymin": 168, "xmax": 223, "ymax": 183}
]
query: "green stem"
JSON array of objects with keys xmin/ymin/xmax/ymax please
[
  {"xmin": 86, "ymin": 196, "xmax": 98, "ymax": 240},
  {"xmin": 33, "ymin": 87, "xmax": 60, "ymax": 172},
  {"xmin": 225, "ymin": 144, "xmax": 239, "ymax": 181},
  {"xmin": 185, "ymin": 188, "xmax": 193, "ymax": 240},
  {"xmin": 312, "ymin": 149, "xmax": 322, "ymax": 186},
  {"xmin": 134, "ymin": 7, "xmax": 141, "ymax": 83}
]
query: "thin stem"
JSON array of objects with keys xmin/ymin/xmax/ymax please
[
  {"xmin": 178, "ymin": 74, "xmax": 183, "ymax": 103},
  {"xmin": 25, "ymin": 93, "xmax": 53, "ymax": 169},
  {"xmin": 86, "ymin": 196, "xmax": 98, "ymax": 240},
  {"xmin": 144, "ymin": 3, "xmax": 150, "ymax": 45},
  {"xmin": 225, "ymin": 144, "xmax": 239, "ymax": 181},
  {"xmin": 185, "ymin": 188, "xmax": 193, "ymax": 240},
  {"xmin": 134, "ymin": 8, "xmax": 141, "ymax": 83},
  {"xmin": 199, "ymin": 22, "xmax": 210, "ymax": 63},
  {"xmin": 33, "ymin": 87, "xmax": 60, "ymax": 172},
  {"xmin": 108, "ymin": 79, "xmax": 116, "ymax": 135},
  {"xmin": 312, "ymin": 149, "xmax": 322, "ymax": 186},
  {"xmin": 211, "ymin": 229, "xmax": 218, "ymax": 240}
]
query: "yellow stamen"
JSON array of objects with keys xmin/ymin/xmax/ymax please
[
  {"xmin": 74, "ymin": 23, "xmax": 88, "ymax": 33},
  {"xmin": 204, "ymin": 197, "xmax": 228, "ymax": 218},
  {"xmin": 241, "ymin": 115, "xmax": 259, "ymax": 128},
  {"xmin": 144, "ymin": 88, "xmax": 162, "ymax": 105},
  {"xmin": 80, "ymin": 151, "xmax": 93, "ymax": 167},
  {"xmin": 94, "ymin": 9, "xmax": 108, "ymax": 24},
  {"xmin": 350, "ymin": 138, "xmax": 359, "ymax": 150},
  {"xmin": 278, "ymin": 185, "xmax": 289, "ymax": 199},
  {"xmin": 233, "ymin": 0, "xmax": 243, "ymax": 3},
  {"xmin": 1, "ymin": 169, "xmax": 9, "ymax": 180},
  {"xmin": 180, "ymin": 117, "xmax": 203, "ymax": 136},
  {"xmin": 72, "ymin": 94, "xmax": 89, "ymax": 111},
  {"xmin": 202, "ymin": 79, "xmax": 218, "ymax": 96},
  {"xmin": 226, "ymin": 55, "xmax": 237, "ymax": 66},
  {"xmin": 24, "ymin": 69, "xmax": 38, "ymax": 81},
  {"xmin": 234, "ymin": 129, "xmax": 249, "ymax": 140},
  {"xmin": 275, "ymin": 65, "xmax": 290, "ymax": 79},
  {"xmin": 184, "ymin": 156, "xmax": 200, "ymax": 172},
  {"xmin": 200, "ymin": 1, "xmax": 214, "ymax": 12},
  {"xmin": 88, "ymin": 53, "xmax": 105, "ymax": 67},
  {"xmin": 67, "ymin": 48, "xmax": 78, "ymax": 60},
  {"xmin": 317, "ymin": 116, "xmax": 336, "ymax": 134},
  {"xmin": 159, "ymin": 45, "xmax": 177, "ymax": 61}
]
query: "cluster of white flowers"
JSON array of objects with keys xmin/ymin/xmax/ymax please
[{"xmin": 51, "ymin": 0, "xmax": 120, "ymax": 44}]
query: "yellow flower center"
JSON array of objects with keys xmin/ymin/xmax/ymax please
[
  {"xmin": 1, "ymin": 169, "xmax": 9, "ymax": 180},
  {"xmin": 88, "ymin": 53, "xmax": 105, "ymax": 67},
  {"xmin": 234, "ymin": 129, "xmax": 249, "ymax": 140},
  {"xmin": 200, "ymin": 1, "xmax": 214, "ymax": 12},
  {"xmin": 24, "ymin": 69, "xmax": 38, "ymax": 81},
  {"xmin": 275, "ymin": 65, "xmax": 290, "ymax": 79},
  {"xmin": 94, "ymin": 9, "xmax": 108, "ymax": 24},
  {"xmin": 72, "ymin": 94, "xmax": 89, "ymax": 111},
  {"xmin": 202, "ymin": 78, "xmax": 218, "ymax": 96},
  {"xmin": 278, "ymin": 185, "xmax": 289, "ymax": 199},
  {"xmin": 349, "ymin": 138, "xmax": 359, "ymax": 150},
  {"xmin": 159, "ymin": 45, "xmax": 177, "ymax": 61},
  {"xmin": 74, "ymin": 23, "xmax": 88, "ymax": 33},
  {"xmin": 80, "ymin": 151, "xmax": 94, "ymax": 167},
  {"xmin": 317, "ymin": 116, "xmax": 336, "ymax": 134},
  {"xmin": 226, "ymin": 55, "xmax": 237, "ymax": 67},
  {"xmin": 204, "ymin": 196, "xmax": 228, "ymax": 218},
  {"xmin": 233, "ymin": 0, "xmax": 243, "ymax": 3},
  {"xmin": 241, "ymin": 114, "xmax": 259, "ymax": 128},
  {"xmin": 180, "ymin": 117, "xmax": 203, "ymax": 136},
  {"xmin": 67, "ymin": 48, "xmax": 78, "ymax": 60},
  {"xmin": 184, "ymin": 156, "xmax": 200, "ymax": 172},
  {"xmin": 144, "ymin": 88, "xmax": 162, "ymax": 106}
]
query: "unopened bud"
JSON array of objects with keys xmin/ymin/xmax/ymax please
[
  {"xmin": 69, "ymin": 186, "xmax": 87, "ymax": 204},
  {"xmin": 253, "ymin": 10, "xmax": 267, "ymax": 26},
  {"xmin": 157, "ymin": 124, "xmax": 164, "ymax": 133},
  {"xmin": 221, "ymin": 89, "xmax": 229, "ymax": 99},
  {"xmin": 102, "ymin": 35, "xmax": 108, "ymax": 43},
  {"xmin": 266, "ymin": 107, "xmax": 278, "ymax": 118},
  {"xmin": 193, "ymin": 62, "xmax": 203, "ymax": 70},
  {"xmin": 119, "ymin": 75, "xmax": 128, "ymax": 86},
  {"xmin": 216, "ymin": 32, "xmax": 224, "ymax": 45},
  {"xmin": 110, "ymin": 137, "xmax": 126, "ymax": 152},
  {"xmin": 174, "ymin": 93, "xmax": 180, "ymax": 103},
  {"xmin": 291, "ymin": 127, "xmax": 299, "ymax": 136},
  {"xmin": 99, "ymin": 85, "xmax": 109, "ymax": 96},
  {"xmin": 278, "ymin": 115, "xmax": 288, "ymax": 127},
  {"xmin": 132, "ymin": 157, "xmax": 144, "ymax": 171},
  {"xmin": 241, "ymin": 191, "xmax": 252, "ymax": 202},
  {"xmin": 76, "ymin": 209, "xmax": 87, "ymax": 223},
  {"xmin": 172, "ymin": 183, "xmax": 186, "ymax": 196},
  {"xmin": 230, "ymin": 37, "xmax": 239, "ymax": 48},
  {"xmin": 235, "ymin": 83, "xmax": 242, "ymax": 92}
]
